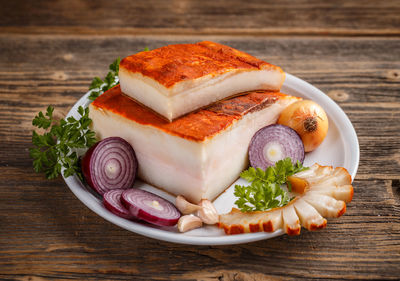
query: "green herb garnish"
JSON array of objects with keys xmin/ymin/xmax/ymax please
[
  {"xmin": 234, "ymin": 158, "xmax": 308, "ymax": 212},
  {"xmin": 29, "ymin": 106, "xmax": 97, "ymax": 180},
  {"xmin": 88, "ymin": 57, "xmax": 120, "ymax": 100}
]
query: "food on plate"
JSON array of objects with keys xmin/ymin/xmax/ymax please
[
  {"xmin": 234, "ymin": 158, "xmax": 308, "ymax": 212},
  {"xmin": 30, "ymin": 49, "xmax": 356, "ymax": 241},
  {"xmin": 30, "ymin": 105, "xmax": 97, "ymax": 180},
  {"xmin": 121, "ymin": 189, "xmax": 181, "ymax": 226},
  {"xmin": 103, "ymin": 189, "xmax": 134, "ymax": 219},
  {"xmin": 277, "ymin": 100, "xmax": 329, "ymax": 152},
  {"xmin": 175, "ymin": 195, "xmax": 202, "ymax": 215},
  {"xmin": 119, "ymin": 41, "xmax": 285, "ymax": 121},
  {"xmin": 219, "ymin": 164, "xmax": 353, "ymax": 235},
  {"xmin": 287, "ymin": 175, "xmax": 309, "ymax": 194},
  {"xmin": 81, "ymin": 137, "xmax": 138, "ymax": 195},
  {"xmin": 88, "ymin": 58, "xmax": 120, "ymax": 101},
  {"xmin": 175, "ymin": 195, "xmax": 218, "ymax": 228},
  {"xmin": 197, "ymin": 199, "xmax": 219, "ymax": 225},
  {"xmin": 175, "ymin": 195, "xmax": 219, "ymax": 226},
  {"xmin": 178, "ymin": 215, "xmax": 203, "ymax": 233},
  {"xmin": 248, "ymin": 124, "xmax": 305, "ymax": 170},
  {"xmin": 89, "ymin": 85, "xmax": 300, "ymax": 203}
]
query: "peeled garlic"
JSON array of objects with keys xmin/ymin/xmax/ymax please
[
  {"xmin": 175, "ymin": 195, "xmax": 202, "ymax": 215},
  {"xmin": 197, "ymin": 199, "xmax": 219, "ymax": 225},
  {"xmin": 177, "ymin": 215, "xmax": 203, "ymax": 232}
]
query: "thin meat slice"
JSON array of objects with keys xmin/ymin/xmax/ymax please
[{"xmin": 218, "ymin": 164, "xmax": 353, "ymax": 235}]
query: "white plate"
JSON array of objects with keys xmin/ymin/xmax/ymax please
[{"xmin": 63, "ymin": 73, "xmax": 359, "ymax": 245}]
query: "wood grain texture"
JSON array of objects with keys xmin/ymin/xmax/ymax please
[
  {"xmin": 1, "ymin": 35, "xmax": 400, "ymax": 280},
  {"xmin": 0, "ymin": 0, "xmax": 399, "ymax": 36},
  {"xmin": 1, "ymin": 0, "xmax": 400, "ymax": 280},
  {"xmin": 1, "ymin": 35, "xmax": 399, "ymax": 178}
]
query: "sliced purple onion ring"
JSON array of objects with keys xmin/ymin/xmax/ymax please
[
  {"xmin": 103, "ymin": 189, "xmax": 133, "ymax": 219},
  {"xmin": 121, "ymin": 189, "xmax": 181, "ymax": 227},
  {"xmin": 249, "ymin": 124, "xmax": 305, "ymax": 170},
  {"xmin": 82, "ymin": 137, "xmax": 137, "ymax": 195}
]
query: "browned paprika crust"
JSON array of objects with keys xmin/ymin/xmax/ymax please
[
  {"xmin": 262, "ymin": 221, "xmax": 275, "ymax": 232},
  {"xmin": 119, "ymin": 41, "xmax": 281, "ymax": 88},
  {"xmin": 91, "ymin": 85, "xmax": 289, "ymax": 142},
  {"xmin": 308, "ymin": 220, "xmax": 328, "ymax": 231}
]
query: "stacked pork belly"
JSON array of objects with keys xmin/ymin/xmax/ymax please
[{"xmin": 90, "ymin": 41, "xmax": 299, "ymax": 203}]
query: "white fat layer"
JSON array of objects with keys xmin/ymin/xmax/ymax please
[
  {"xmin": 119, "ymin": 67, "xmax": 285, "ymax": 121},
  {"xmin": 89, "ymin": 97, "xmax": 295, "ymax": 203}
]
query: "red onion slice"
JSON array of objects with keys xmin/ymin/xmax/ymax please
[
  {"xmin": 121, "ymin": 189, "xmax": 181, "ymax": 226},
  {"xmin": 249, "ymin": 124, "xmax": 305, "ymax": 170},
  {"xmin": 103, "ymin": 189, "xmax": 133, "ymax": 219},
  {"xmin": 81, "ymin": 137, "xmax": 137, "ymax": 195}
]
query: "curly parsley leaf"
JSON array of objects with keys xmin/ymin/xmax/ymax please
[
  {"xmin": 234, "ymin": 158, "xmax": 308, "ymax": 212},
  {"xmin": 87, "ymin": 49, "xmax": 149, "ymax": 101},
  {"xmin": 29, "ymin": 106, "xmax": 97, "ymax": 180},
  {"xmin": 88, "ymin": 57, "xmax": 121, "ymax": 101},
  {"xmin": 32, "ymin": 106, "xmax": 54, "ymax": 129}
]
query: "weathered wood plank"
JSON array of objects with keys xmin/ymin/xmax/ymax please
[
  {"xmin": 0, "ymin": 34, "xmax": 399, "ymax": 279},
  {"xmin": 0, "ymin": 166, "xmax": 399, "ymax": 279},
  {"xmin": 0, "ymin": 35, "xmax": 399, "ymax": 100},
  {"xmin": 0, "ymin": 0, "xmax": 399, "ymax": 36},
  {"xmin": 1, "ymin": 36, "xmax": 399, "ymax": 179}
]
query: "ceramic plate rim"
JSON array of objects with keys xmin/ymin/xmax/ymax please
[{"xmin": 63, "ymin": 73, "xmax": 359, "ymax": 245}]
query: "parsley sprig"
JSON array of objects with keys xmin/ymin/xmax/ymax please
[
  {"xmin": 234, "ymin": 158, "xmax": 308, "ymax": 212},
  {"xmin": 29, "ymin": 106, "xmax": 97, "ymax": 180},
  {"xmin": 30, "ymin": 54, "xmax": 146, "ymax": 179},
  {"xmin": 88, "ymin": 57, "xmax": 120, "ymax": 100}
]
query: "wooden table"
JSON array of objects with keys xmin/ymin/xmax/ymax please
[{"xmin": 1, "ymin": 1, "xmax": 399, "ymax": 280}]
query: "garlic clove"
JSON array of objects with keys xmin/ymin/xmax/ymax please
[
  {"xmin": 175, "ymin": 195, "xmax": 202, "ymax": 215},
  {"xmin": 197, "ymin": 199, "xmax": 219, "ymax": 225},
  {"xmin": 177, "ymin": 215, "xmax": 203, "ymax": 232}
]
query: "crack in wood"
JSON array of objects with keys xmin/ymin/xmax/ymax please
[{"xmin": 392, "ymin": 180, "xmax": 400, "ymax": 203}]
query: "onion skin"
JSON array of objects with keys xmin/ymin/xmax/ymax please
[{"xmin": 277, "ymin": 100, "xmax": 329, "ymax": 152}]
